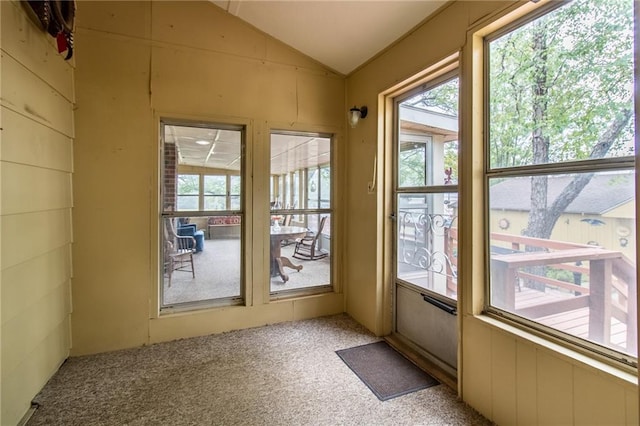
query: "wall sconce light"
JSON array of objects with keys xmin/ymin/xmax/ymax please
[{"xmin": 349, "ymin": 105, "xmax": 368, "ymax": 128}]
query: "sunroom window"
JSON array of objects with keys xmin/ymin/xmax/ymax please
[
  {"xmin": 269, "ymin": 131, "xmax": 332, "ymax": 297},
  {"xmin": 485, "ymin": 0, "xmax": 636, "ymax": 362}
]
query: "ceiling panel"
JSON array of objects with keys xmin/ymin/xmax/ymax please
[
  {"xmin": 166, "ymin": 125, "xmax": 330, "ymax": 175},
  {"xmin": 211, "ymin": 0, "xmax": 448, "ymax": 74}
]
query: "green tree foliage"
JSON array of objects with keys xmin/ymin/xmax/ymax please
[
  {"xmin": 489, "ymin": 0, "xmax": 634, "ymax": 240},
  {"xmin": 400, "ymin": 78, "xmax": 459, "ymax": 186},
  {"xmin": 177, "ymin": 174, "xmax": 199, "ymax": 194},
  {"xmin": 490, "ymin": 0, "xmax": 633, "ymax": 167}
]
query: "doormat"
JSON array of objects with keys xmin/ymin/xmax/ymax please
[{"xmin": 336, "ymin": 340, "xmax": 439, "ymax": 401}]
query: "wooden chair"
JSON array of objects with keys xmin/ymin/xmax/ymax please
[
  {"xmin": 293, "ymin": 216, "xmax": 328, "ymax": 260},
  {"xmin": 164, "ymin": 218, "xmax": 196, "ymax": 287},
  {"xmin": 281, "ymin": 215, "xmax": 295, "ymax": 246}
]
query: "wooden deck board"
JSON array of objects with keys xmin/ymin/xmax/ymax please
[
  {"xmin": 515, "ymin": 287, "xmax": 573, "ymax": 310},
  {"xmin": 516, "ymin": 289, "xmax": 629, "ymax": 350}
]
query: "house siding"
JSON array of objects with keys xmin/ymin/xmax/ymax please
[{"xmin": 0, "ymin": 0, "xmax": 74, "ymax": 423}]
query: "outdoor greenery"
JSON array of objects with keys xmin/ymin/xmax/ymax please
[
  {"xmin": 488, "ymin": 0, "xmax": 634, "ymax": 240},
  {"xmin": 400, "ymin": 78, "xmax": 459, "ymax": 187}
]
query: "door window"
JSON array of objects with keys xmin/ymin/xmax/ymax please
[{"xmin": 396, "ymin": 76, "xmax": 459, "ymax": 301}]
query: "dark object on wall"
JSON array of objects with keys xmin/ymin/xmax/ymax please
[{"xmin": 23, "ymin": 0, "xmax": 76, "ymax": 60}]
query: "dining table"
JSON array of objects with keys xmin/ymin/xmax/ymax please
[{"xmin": 270, "ymin": 225, "xmax": 308, "ymax": 282}]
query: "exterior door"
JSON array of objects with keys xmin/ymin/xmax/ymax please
[{"xmin": 393, "ymin": 74, "xmax": 459, "ymax": 376}]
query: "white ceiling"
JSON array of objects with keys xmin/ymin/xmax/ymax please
[
  {"xmin": 165, "ymin": 124, "xmax": 330, "ymax": 174},
  {"xmin": 211, "ymin": 0, "xmax": 448, "ymax": 75}
]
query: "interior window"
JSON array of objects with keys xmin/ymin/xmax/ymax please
[
  {"xmin": 485, "ymin": 0, "xmax": 636, "ymax": 362},
  {"xmin": 161, "ymin": 121, "xmax": 244, "ymax": 310},
  {"xmin": 269, "ymin": 131, "xmax": 332, "ymax": 297}
]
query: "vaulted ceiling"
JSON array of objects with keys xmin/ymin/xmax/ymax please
[{"xmin": 211, "ymin": 0, "xmax": 449, "ymax": 75}]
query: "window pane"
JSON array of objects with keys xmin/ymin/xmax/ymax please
[
  {"xmin": 230, "ymin": 175, "xmax": 241, "ymax": 195},
  {"xmin": 397, "ymin": 193, "xmax": 458, "ymax": 299},
  {"xmin": 163, "ymin": 215, "xmax": 241, "ymax": 305},
  {"xmin": 270, "ymin": 132, "xmax": 332, "ymax": 296},
  {"xmin": 307, "ymin": 169, "xmax": 319, "ymax": 209},
  {"xmin": 488, "ymin": 170, "xmax": 636, "ymax": 357},
  {"xmin": 204, "ymin": 175, "xmax": 226, "ymax": 196},
  {"xmin": 488, "ymin": 0, "xmax": 634, "ymax": 169},
  {"xmin": 292, "ymin": 171, "xmax": 300, "ymax": 209},
  {"xmin": 269, "ymin": 213, "xmax": 331, "ymax": 293},
  {"xmin": 161, "ymin": 122, "xmax": 243, "ymax": 309},
  {"xmin": 177, "ymin": 195, "xmax": 198, "ymax": 211},
  {"xmin": 204, "ymin": 196, "xmax": 226, "ymax": 211},
  {"xmin": 177, "ymin": 175, "xmax": 199, "ymax": 195},
  {"xmin": 320, "ymin": 166, "xmax": 330, "ymax": 208},
  {"xmin": 399, "ymin": 78, "xmax": 459, "ymax": 187}
]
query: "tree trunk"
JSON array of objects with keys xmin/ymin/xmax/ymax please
[
  {"xmin": 537, "ymin": 108, "xmax": 632, "ymax": 239},
  {"xmin": 522, "ymin": 23, "xmax": 550, "ymax": 289}
]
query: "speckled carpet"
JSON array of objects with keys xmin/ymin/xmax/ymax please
[{"xmin": 27, "ymin": 314, "xmax": 491, "ymax": 426}]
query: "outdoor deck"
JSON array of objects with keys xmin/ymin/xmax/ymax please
[
  {"xmin": 516, "ymin": 287, "xmax": 629, "ymax": 350},
  {"xmin": 400, "ymin": 220, "xmax": 636, "ymax": 356}
]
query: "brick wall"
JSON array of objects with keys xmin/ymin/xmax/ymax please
[{"xmin": 164, "ymin": 142, "xmax": 176, "ymax": 210}]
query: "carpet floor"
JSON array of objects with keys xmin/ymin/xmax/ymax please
[
  {"xmin": 164, "ymin": 239, "xmax": 331, "ymax": 306},
  {"xmin": 27, "ymin": 314, "xmax": 491, "ymax": 426}
]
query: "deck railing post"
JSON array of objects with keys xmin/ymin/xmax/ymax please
[
  {"xmin": 626, "ymin": 276, "xmax": 637, "ymax": 354},
  {"xmin": 491, "ymin": 260, "xmax": 516, "ymax": 311},
  {"xmin": 589, "ymin": 259, "xmax": 612, "ymax": 345}
]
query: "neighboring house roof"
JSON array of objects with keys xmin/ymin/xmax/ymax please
[{"xmin": 489, "ymin": 172, "xmax": 635, "ymax": 215}]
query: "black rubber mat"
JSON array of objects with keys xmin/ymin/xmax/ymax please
[{"xmin": 336, "ymin": 341, "xmax": 439, "ymax": 401}]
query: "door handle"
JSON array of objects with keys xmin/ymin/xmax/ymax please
[{"xmin": 421, "ymin": 293, "xmax": 457, "ymax": 316}]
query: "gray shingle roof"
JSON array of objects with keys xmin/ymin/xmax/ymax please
[{"xmin": 489, "ymin": 172, "xmax": 635, "ymax": 214}]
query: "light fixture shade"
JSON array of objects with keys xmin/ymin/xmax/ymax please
[
  {"xmin": 349, "ymin": 107, "xmax": 360, "ymax": 128},
  {"xmin": 349, "ymin": 105, "xmax": 367, "ymax": 128}
]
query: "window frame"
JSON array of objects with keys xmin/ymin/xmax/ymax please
[
  {"xmin": 159, "ymin": 118, "xmax": 246, "ymax": 312},
  {"xmin": 269, "ymin": 129, "xmax": 334, "ymax": 299},
  {"xmin": 481, "ymin": 0, "xmax": 637, "ymax": 367}
]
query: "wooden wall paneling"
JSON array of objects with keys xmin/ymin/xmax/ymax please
[
  {"xmin": 1, "ymin": 162, "xmax": 72, "ymax": 215},
  {"xmin": 1, "ymin": 209, "xmax": 72, "ymax": 269},
  {"xmin": 515, "ymin": 341, "xmax": 538, "ymax": 425},
  {"xmin": 75, "ymin": 0, "xmax": 151, "ymax": 40},
  {"xmin": 490, "ymin": 330, "xmax": 517, "ymax": 425},
  {"xmin": 573, "ymin": 367, "xmax": 626, "ymax": 425},
  {"xmin": 1, "ymin": 318, "xmax": 69, "ymax": 423},
  {"xmin": 536, "ymin": 352, "xmax": 573, "ymax": 425},
  {"xmin": 1, "ymin": 108, "xmax": 73, "ymax": 172},
  {"xmin": 461, "ymin": 318, "xmax": 493, "ymax": 418},
  {"xmin": 1, "ymin": 54, "xmax": 74, "ymax": 137},
  {"xmin": 1, "ymin": 1, "xmax": 74, "ymax": 102},
  {"xmin": 2, "ymin": 283, "xmax": 70, "ymax": 378},
  {"xmin": 1, "ymin": 246, "xmax": 71, "ymax": 324}
]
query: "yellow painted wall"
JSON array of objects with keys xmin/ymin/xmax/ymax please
[
  {"xmin": 71, "ymin": 1, "xmax": 345, "ymax": 356},
  {"xmin": 1, "ymin": 0, "xmax": 74, "ymax": 423},
  {"xmin": 346, "ymin": 0, "xmax": 639, "ymax": 424}
]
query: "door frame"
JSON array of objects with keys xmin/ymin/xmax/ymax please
[{"xmin": 379, "ymin": 53, "xmax": 460, "ymax": 383}]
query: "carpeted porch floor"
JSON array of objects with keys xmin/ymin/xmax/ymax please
[
  {"xmin": 27, "ymin": 314, "xmax": 490, "ymax": 425},
  {"xmin": 164, "ymin": 238, "xmax": 331, "ymax": 306}
]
